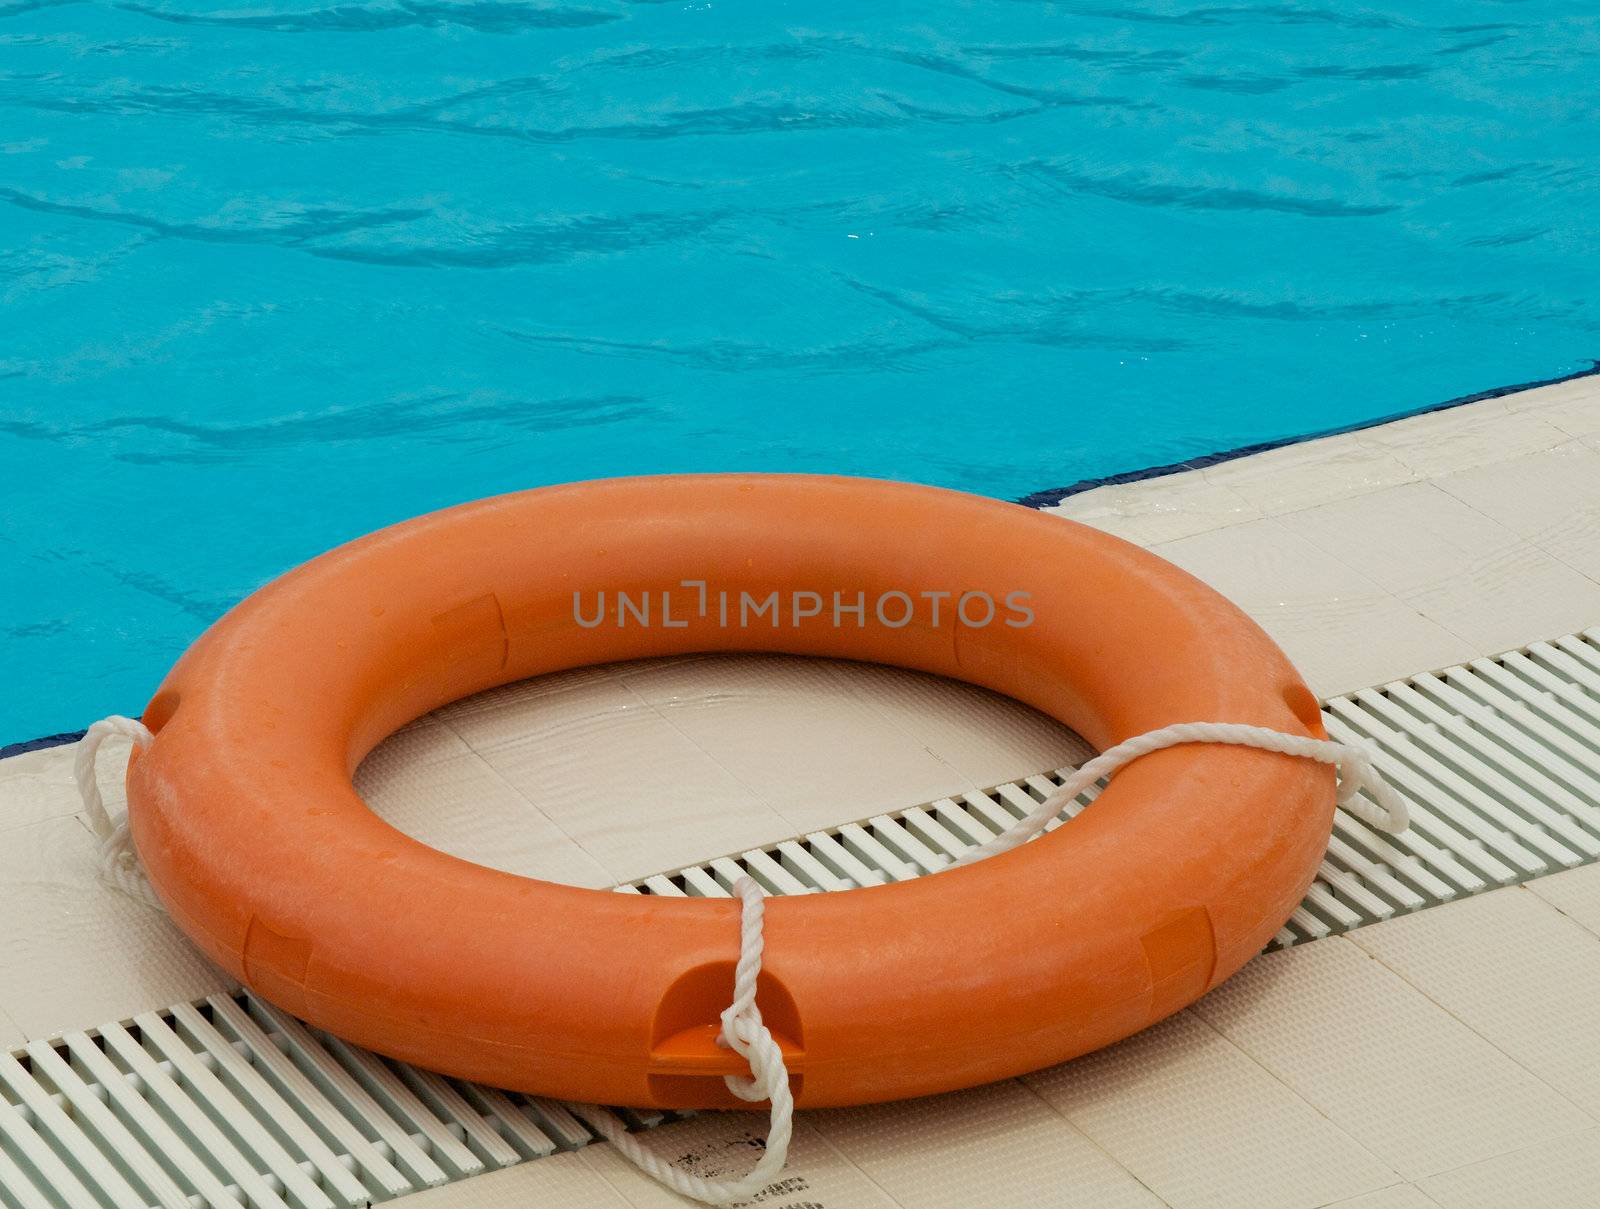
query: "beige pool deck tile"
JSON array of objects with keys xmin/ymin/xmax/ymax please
[
  {"xmin": 1433, "ymin": 441, "xmax": 1600, "ymax": 585},
  {"xmin": 387, "ymin": 1154, "xmax": 631, "ymax": 1209},
  {"xmin": 0, "ymin": 814, "xmax": 232, "ymax": 1041},
  {"xmin": 0, "ymin": 731, "xmax": 145, "ymax": 837},
  {"xmin": 1152, "ymin": 519, "xmax": 1476, "ymax": 696},
  {"xmin": 430, "ymin": 672, "xmax": 794, "ymax": 884},
  {"xmin": 0, "ymin": 1014, "xmax": 19, "ymax": 1051},
  {"xmin": 579, "ymin": 1114, "xmax": 902, "ymax": 1208},
  {"xmin": 1023, "ymin": 1010, "xmax": 1394, "ymax": 1209},
  {"xmin": 1325, "ymin": 1187, "xmax": 1440, "ymax": 1209},
  {"xmin": 1525, "ymin": 860, "xmax": 1600, "ymax": 937},
  {"xmin": 356, "ymin": 719, "xmax": 615, "ymax": 888},
  {"xmin": 809, "ymin": 1080, "xmax": 1164, "ymax": 1208},
  {"xmin": 1355, "ymin": 397, "xmax": 1573, "ymax": 480},
  {"xmin": 1502, "ymin": 370, "xmax": 1600, "ymax": 440},
  {"xmin": 1042, "ymin": 474, "xmax": 1261, "ymax": 545},
  {"xmin": 432, "ymin": 665, "xmax": 645, "ymax": 754},
  {"xmin": 1192, "ymin": 936, "xmax": 1591, "ymax": 1181},
  {"xmin": 1347, "ymin": 885, "xmax": 1600, "ymax": 1119},
  {"xmin": 1276, "ymin": 480, "xmax": 1600, "ymax": 654},
  {"xmin": 1418, "ymin": 1128, "xmax": 1600, "ymax": 1209},
  {"xmin": 1046, "ymin": 375, "xmax": 1598, "ymax": 695},
  {"xmin": 1200, "ymin": 438, "xmax": 1419, "ymax": 517},
  {"xmin": 614, "ymin": 654, "xmax": 997, "ymax": 836},
  {"xmin": 0, "ymin": 755, "xmax": 82, "ymax": 835},
  {"xmin": 822, "ymin": 659, "xmax": 1090, "ymax": 788}
]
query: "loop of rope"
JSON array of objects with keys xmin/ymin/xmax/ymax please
[
  {"xmin": 570, "ymin": 877, "xmax": 793, "ymax": 1205},
  {"xmin": 73, "ymin": 715, "xmax": 162, "ymax": 909},
  {"xmin": 75, "ymin": 713, "xmax": 1406, "ymax": 1205},
  {"xmin": 949, "ymin": 720, "xmax": 1409, "ymax": 870}
]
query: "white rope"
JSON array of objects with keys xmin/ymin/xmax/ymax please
[
  {"xmin": 569, "ymin": 877, "xmax": 794, "ymax": 1206},
  {"xmin": 73, "ymin": 715, "xmax": 162, "ymax": 909},
  {"xmin": 74, "ymin": 713, "xmax": 1405, "ymax": 1207},
  {"xmin": 950, "ymin": 720, "xmax": 1410, "ymax": 870}
]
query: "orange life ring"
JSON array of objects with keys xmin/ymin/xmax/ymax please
[{"xmin": 125, "ymin": 474, "xmax": 1333, "ymax": 1109}]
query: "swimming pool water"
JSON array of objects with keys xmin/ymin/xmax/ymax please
[{"xmin": 3, "ymin": 2, "xmax": 1598, "ymax": 741}]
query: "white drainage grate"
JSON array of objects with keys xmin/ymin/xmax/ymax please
[
  {"xmin": 4, "ymin": 629, "xmax": 1600, "ymax": 1209},
  {"xmin": 621, "ymin": 628, "xmax": 1600, "ymax": 951},
  {"xmin": 0, "ymin": 992, "xmax": 673, "ymax": 1209}
]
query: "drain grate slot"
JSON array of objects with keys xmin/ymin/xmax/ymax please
[{"xmin": 4, "ymin": 629, "xmax": 1600, "ymax": 1208}]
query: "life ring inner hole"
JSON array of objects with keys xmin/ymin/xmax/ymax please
[{"xmin": 352, "ymin": 651, "xmax": 1090, "ymax": 889}]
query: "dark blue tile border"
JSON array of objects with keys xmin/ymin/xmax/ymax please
[
  {"xmin": 1016, "ymin": 360, "xmax": 1600, "ymax": 509},
  {"xmin": 6, "ymin": 360, "xmax": 1598, "ymax": 761},
  {"xmin": 1, "ymin": 728, "xmax": 90, "ymax": 761}
]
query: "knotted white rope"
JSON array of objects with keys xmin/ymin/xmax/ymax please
[
  {"xmin": 74, "ymin": 713, "xmax": 1406, "ymax": 1207},
  {"xmin": 569, "ymin": 877, "xmax": 794, "ymax": 1206},
  {"xmin": 950, "ymin": 720, "xmax": 1409, "ymax": 869},
  {"xmin": 74, "ymin": 715, "xmax": 162, "ymax": 909}
]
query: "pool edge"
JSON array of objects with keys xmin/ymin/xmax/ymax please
[{"xmin": 1016, "ymin": 359, "xmax": 1600, "ymax": 508}]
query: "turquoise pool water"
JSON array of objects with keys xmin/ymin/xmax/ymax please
[{"xmin": 3, "ymin": 2, "xmax": 1598, "ymax": 742}]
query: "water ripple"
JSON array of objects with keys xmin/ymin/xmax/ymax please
[
  {"xmin": 1, "ymin": 393, "xmax": 661, "ymax": 454},
  {"xmin": 852, "ymin": 42, "xmax": 1136, "ymax": 109},
  {"xmin": 1297, "ymin": 62, "xmax": 1431, "ymax": 81},
  {"xmin": 0, "ymin": 0, "xmax": 79, "ymax": 18},
  {"xmin": 1180, "ymin": 72, "xmax": 1292, "ymax": 94},
  {"xmin": 1436, "ymin": 32, "xmax": 1514, "ymax": 56},
  {"xmin": 1011, "ymin": 160, "xmax": 1399, "ymax": 218},
  {"xmin": 0, "ymin": 80, "xmax": 1021, "ymax": 145},
  {"xmin": 310, "ymin": 208, "xmax": 728, "ymax": 267},
  {"xmin": 114, "ymin": 1, "xmax": 621, "ymax": 34},
  {"xmin": 961, "ymin": 42, "xmax": 1188, "ymax": 70},
  {"xmin": 82, "ymin": 559, "xmax": 230, "ymax": 620},
  {"xmin": 495, "ymin": 327, "xmax": 962, "ymax": 374},
  {"xmin": 575, "ymin": 42, "xmax": 824, "ymax": 73},
  {"xmin": 1, "ymin": 186, "xmax": 431, "ymax": 245},
  {"xmin": 1080, "ymin": 5, "xmax": 1405, "ymax": 30},
  {"xmin": 838, "ymin": 278, "xmax": 1193, "ymax": 353}
]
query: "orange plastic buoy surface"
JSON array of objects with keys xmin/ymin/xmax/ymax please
[{"xmin": 125, "ymin": 474, "xmax": 1334, "ymax": 1109}]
